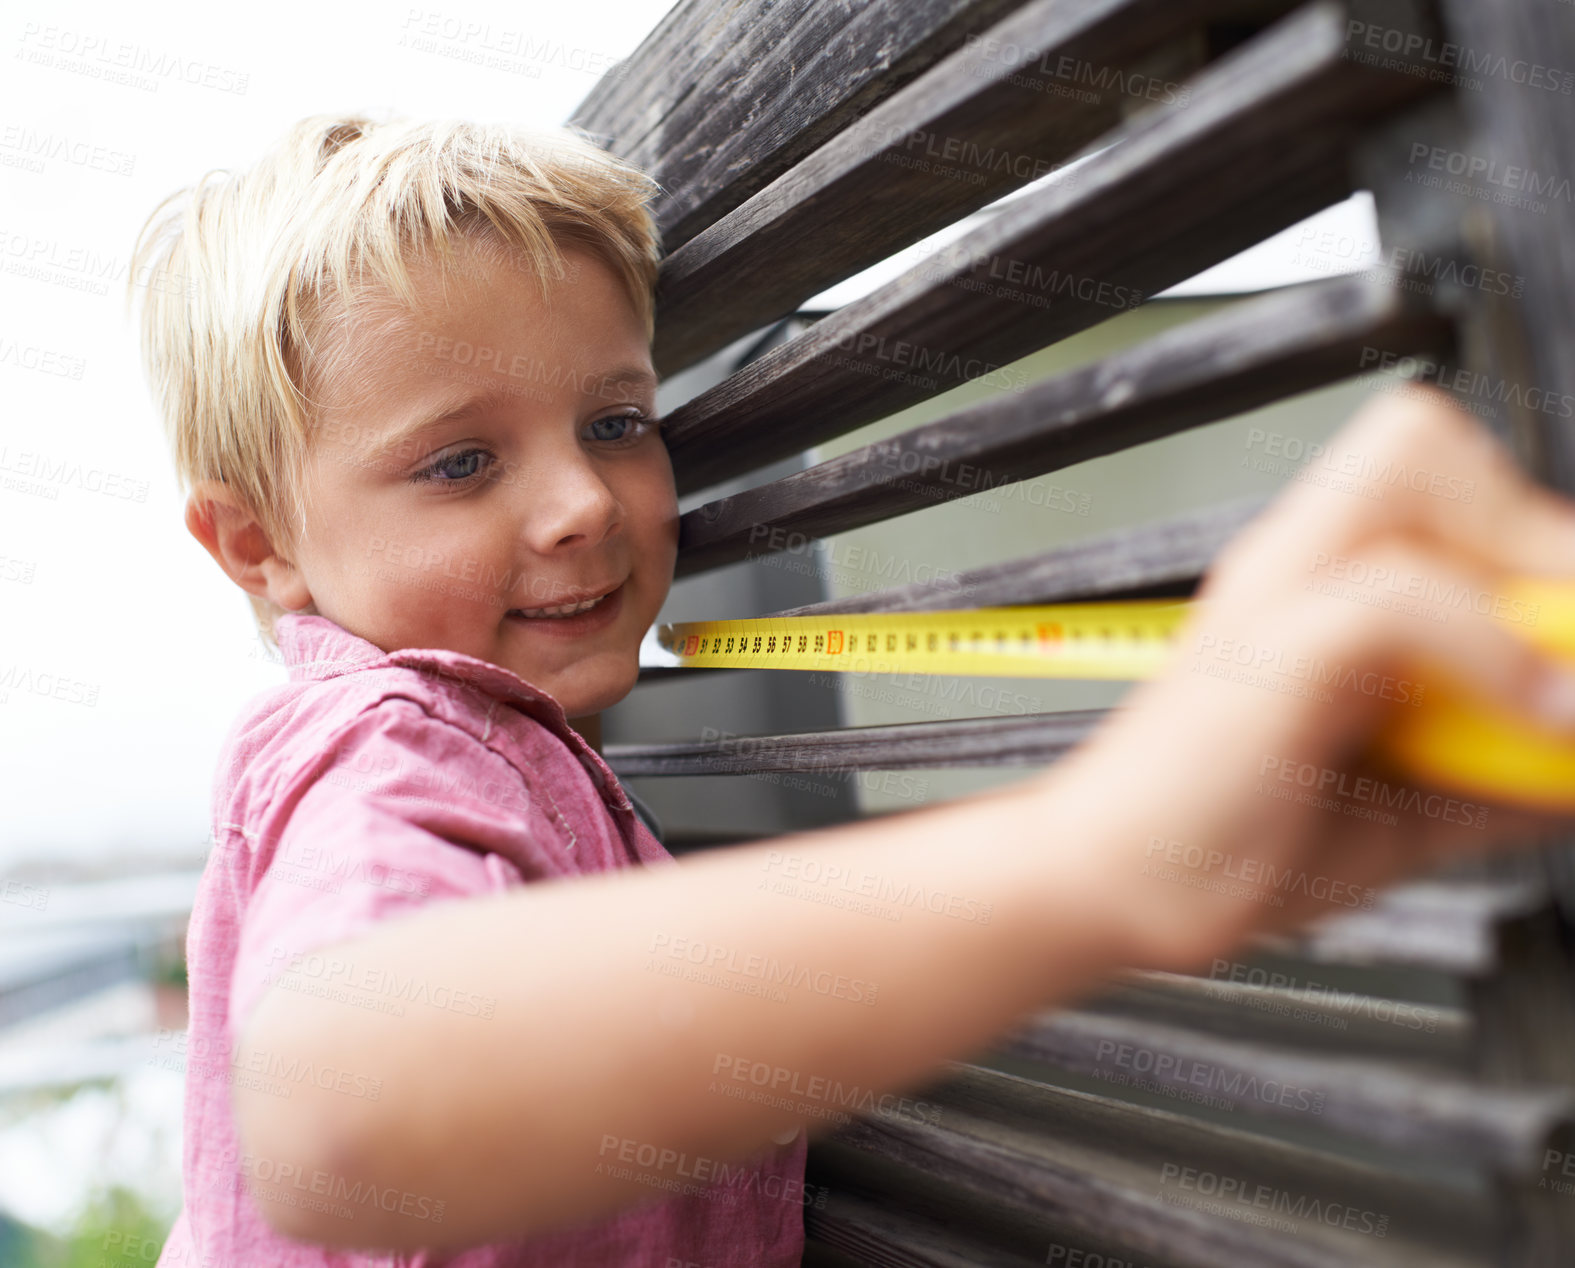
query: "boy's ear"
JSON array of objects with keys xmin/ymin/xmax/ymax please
[{"xmin": 185, "ymin": 480, "xmax": 313, "ymax": 613}]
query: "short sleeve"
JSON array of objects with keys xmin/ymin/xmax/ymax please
[{"xmin": 228, "ymin": 697, "xmax": 544, "ymax": 1038}]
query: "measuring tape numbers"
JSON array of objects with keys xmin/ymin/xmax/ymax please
[
  {"xmin": 656, "ymin": 581, "xmax": 1575, "ymax": 812},
  {"xmin": 656, "ymin": 601, "xmax": 1191, "ymax": 681}
]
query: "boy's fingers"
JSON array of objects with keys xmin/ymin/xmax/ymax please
[
  {"xmin": 1333, "ymin": 385, "xmax": 1575, "ymax": 576},
  {"xmin": 1208, "ymin": 386, "xmax": 1575, "ymax": 611},
  {"xmin": 1182, "ymin": 536, "xmax": 1575, "ymax": 787},
  {"xmin": 1289, "ymin": 539, "xmax": 1575, "ymax": 740}
]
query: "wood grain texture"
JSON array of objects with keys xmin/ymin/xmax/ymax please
[
  {"xmin": 1091, "ymin": 969, "xmax": 1472, "ymax": 1067},
  {"xmin": 603, "ymin": 708, "xmax": 1104, "ymax": 777},
  {"xmin": 808, "ymin": 1062, "xmax": 1504, "ymax": 1266},
  {"xmin": 672, "ymin": 275, "xmax": 1454, "ymax": 578},
  {"xmin": 1414, "ymin": 29, "xmax": 1575, "ymax": 1258},
  {"xmin": 992, "ymin": 1008, "xmax": 1574, "ymax": 1174},
  {"xmin": 1434, "ymin": 0, "xmax": 1575, "ymax": 494},
  {"xmin": 806, "ymin": 1190, "xmax": 1054, "ymax": 1267},
  {"xmin": 773, "ymin": 495, "xmax": 1263, "ymax": 617},
  {"xmin": 1259, "ymin": 877, "xmax": 1550, "ymax": 975},
  {"xmin": 569, "ymin": 0, "xmax": 1039, "ymax": 250},
  {"xmin": 648, "ymin": 0, "xmax": 1230, "ymax": 372},
  {"xmin": 659, "ymin": 0, "xmax": 1443, "ymax": 496}
]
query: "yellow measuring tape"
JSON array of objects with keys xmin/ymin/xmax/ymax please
[
  {"xmin": 656, "ymin": 579, "xmax": 1575, "ymax": 812},
  {"xmin": 658, "ymin": 599, "xmax": 1189, "ymax": 679}
]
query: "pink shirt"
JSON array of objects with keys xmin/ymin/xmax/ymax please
[{"xmin": 158, "ymin": 612, "xmax": 809, "ymax": 1268}]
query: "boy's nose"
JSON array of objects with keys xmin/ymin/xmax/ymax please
[{"xmin": 514, "ymin": 448, "xmax": 622, "ymax": 551}]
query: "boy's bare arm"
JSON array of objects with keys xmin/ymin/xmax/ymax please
[
  {"xmin": 234, "ymin": 771, "xmax": 1136, "ymax": 1250},
  {"xmin": 234, "ymin": 389, "xmax": 1575, "ymax": 1252}
]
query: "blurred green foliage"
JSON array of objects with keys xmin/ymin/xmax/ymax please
[{"xmin": 2, "ymin": 1184, "xmax": 174, "ymax": 1268}]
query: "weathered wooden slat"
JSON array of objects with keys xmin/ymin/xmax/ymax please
[
  {"xmin": 1435, "ymin": 0, "xmax": 1575, "ymax": 494},
  {"xmin": 1468, "ymin": 902, "xmax": 1575, "ymax": 1095},
  {"xmin": 1261, "ymin": 878, "xmax": 1549, "ymax": 975},
  {"xmin": 993, "ymin": 1006, "xmax": 1573, "ymax": 1173},
  {"xmin": 673, "ymin": 275, "xmax": 1453, "ymax": 577},
  {"xmin": 659, "ymin": 0, "xmax": 1442, "ymax": 495},
  {"xmin": 1413, "ymin": 38, "xmax": 1575, "ymax": 1259},
  {"xmin": 773, "ymin": 495, "xmax": 1262, "ymax": 618},
  {"xmin": 1091, "ymin": 968, "xmax": 1472, "ymax": 1067},
  {"xmin": 809, "ymin": 1062, "xmax": 1501, "ymax": 1267},
  {"xmin": 603, "ymin": 709, "xmax": 1104, "ymax": 778},
  {"xmin": 650, "ymin": 0, "xmax": 1235, "ymax": 373},
  {"xmin": 1364, "ymin": 54, "xmax": 1575, "ymax": 1268},
  {"xmin": 570, "ymin": 0, "xmax": 1040, "ymax": 250},
  {"xmin": 565, "ymin": 0, "xmax": 742, "ymax": 148},
  {"xmin": 614, "ymin": 696, "xmax": 1543, "ymax": 984},
  {"xmin": 621, "ymin": 712, "xmax": 1548, "ymax": 985},
  {"xmin": 805, "ymin": 1190, "xmax": 1050, "ymax": 1268}
]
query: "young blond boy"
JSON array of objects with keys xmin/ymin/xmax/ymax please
[{"xmin": 131, "ymin": 112, "xmax": 1575, "ymax": 1265}]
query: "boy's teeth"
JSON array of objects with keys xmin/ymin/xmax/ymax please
[{"xmin": 515, "ymin": 594, "xmax": 605, "ymax": 618}]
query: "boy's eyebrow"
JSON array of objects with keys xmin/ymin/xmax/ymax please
[
  {"xmin": 367, "ymin": 364, "xmax": 659, "ymax": 460},
  {"xmin": 594, "ymin": 365, "xmax": 660, "ymax": 393}
]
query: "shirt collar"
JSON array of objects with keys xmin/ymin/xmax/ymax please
[{"xmin": 273, "ymin": 613, "xmax": 633, "ymax": 812}]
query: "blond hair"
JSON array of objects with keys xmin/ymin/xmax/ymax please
[{"xmin": 127, "ymin": 111, "xmax": 662, "ymax": 647}]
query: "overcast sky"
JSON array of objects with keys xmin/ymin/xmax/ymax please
[
  {"xmin": 0, "ymin": 0, "xmax": 1376, "ymax": 871},
  {"xmin": 0, "ymin": 0, "xmax": 682, "ymax": 870}
]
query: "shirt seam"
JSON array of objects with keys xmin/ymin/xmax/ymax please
[{"xmin": 349, "ymin": 694, "xmax": 571, "ymax": 850}]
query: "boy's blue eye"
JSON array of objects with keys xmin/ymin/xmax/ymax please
[
  {"xmin": 410, "ymin": 412, "xmax": 659, "ymax": 486},
  {"xmin": 420, "ymin": 450, "xmax": 487, "ymax": 482},
  {"xmin": 588, "ymin": 411, "xmax": 659, "ymax": 444}
]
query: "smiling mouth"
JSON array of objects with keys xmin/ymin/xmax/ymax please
[{"xmin": 508, "ymin": 582, "xmax": 621, "ymax": 620}]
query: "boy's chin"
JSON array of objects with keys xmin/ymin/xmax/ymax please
[{"xmin": 532, "ymin": 657, "xmax": 641, "ymax": 718}]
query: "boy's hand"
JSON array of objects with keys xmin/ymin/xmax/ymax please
[{"xmin": 1042, "ymin": 385, "xmax": 1575, "ymax": 973}]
